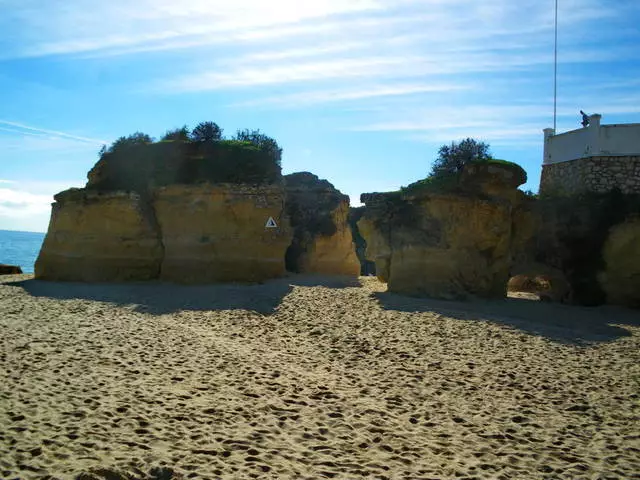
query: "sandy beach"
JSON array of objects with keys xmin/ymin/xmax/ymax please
[{"xmin": 1, "ymin": 274, "xmax": 639, "ymax": 479}]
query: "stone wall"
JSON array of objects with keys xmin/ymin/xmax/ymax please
[{"xmin": 540, "ymin": 156, "xmax": 640, "ymax": 196}]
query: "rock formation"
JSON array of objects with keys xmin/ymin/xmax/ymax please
[
  {"xmin": 0, "ymin": 264, "xmax": 22, "ymax": 275},
  {"xmin": 36, "ymin": 185, "xmax": 291, "ymax": 283},
  {"xmin": 284, "ymin": 172, "xmax": 360, "ymax": 276},
  {"xmin": 35, "ymin": 189, "xmax": 163, "ymax": 282},
  {"xmin": 36, "ymin": 138, "xmax": 361, "ymax": 283},
  {"xmin": 358, "ymin": 161, "xmax": 532, "ymax": 299},
  {"xmin": 507, "ymin": 264, "xmax": 571, "ymax": 303},
  {"xmin": 36, "ymin": 137, "xmax": 295, "ymax": 283}
]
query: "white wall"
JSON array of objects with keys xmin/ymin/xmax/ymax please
[
  {"xmin": 544, "ymin": 128, "xmax": 591, "ymax": 164},
  {"xmin": 543, "ymin": 115, "xmax": 640, "ymax": 164},
  {"xmin": 600, "ymin": 124, "xmax": 640, "ymax": 156}
]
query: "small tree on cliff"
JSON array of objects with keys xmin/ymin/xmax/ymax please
[
  {"xmin": 161, "ymin": 126, "xmax": 190, "ymax": 142},
  {"xmin": 430, "ymin": 138, "xmax": 493, "ymax": 178},
  {"xmin": 233, "ymin": 128, "xmax": 282, "ymax": 166},
  {"xmin": 191, "ymin": 121, "xmax": 223, "ymax": 142},
  {"xmin": 107, "ymin": 132, "xmax": 154, "ymax": 153}
]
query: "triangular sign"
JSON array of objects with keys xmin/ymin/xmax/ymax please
[{"xmin": 265, "ymin": 217, "xmax": 278, "ymax": 228}]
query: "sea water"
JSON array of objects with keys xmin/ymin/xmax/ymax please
[{"xmin": 0, "ymin": 230, "xmax": 46, "ymax": 274}]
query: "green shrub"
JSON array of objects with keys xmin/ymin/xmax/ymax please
[
  {"xmin": 192, "ymin": 140, "xmax": 281, "ymax": 185},
  {"xmin": 233, "ymin": 129, "xmax": 282, "ymax": 167},
  {"xmin": 106, "ymin": 132, "xmax": 154, "ymax": 154},
  {"xmin": 430, "ymin": 138, "xmax": 492, "ymax": 178},
  {"xmin": 161, "ymin": 126, "xmax": 190, "ymax": 142},
  {"xmin": 191, "ymin": 121, "xmax": 223, "ymax": 142}
]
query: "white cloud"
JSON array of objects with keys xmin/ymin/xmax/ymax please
[
  {"xmin": 0, "ymin": 180, "xmax": 84, "ymax": 232},
  {"xmin": 0, "ymin": 188, "xmax": 53, "ymax": 218}
]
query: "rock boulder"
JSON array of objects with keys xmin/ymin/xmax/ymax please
[{"xmin": 0, "ymin": 264, "xmax": 23, "ymax": 275}]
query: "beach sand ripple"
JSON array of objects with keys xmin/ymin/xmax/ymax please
[{"xmin": 1, "ymin": 274, "xmax": 639, "ymax": 479}]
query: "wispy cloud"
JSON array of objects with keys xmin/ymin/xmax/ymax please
[
  {"xmin": 233, "ymin": 83, "xmax": 473, "ymax": 108},
  {"xmin": 5, "ymin": 0, "xmax": 389, "ymax": 58},
  {"xmin": 0, "ymin": 120, "xmax": 106, "ymax": 145},
  {"xmin": 160, "ymin": 45, "xmax": 623, "ymax": 94}
]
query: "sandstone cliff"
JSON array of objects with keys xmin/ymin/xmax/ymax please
[
  {"xmin": 36, "ymin": 185, "xmax": 292, "ymax": 283},
  {"xmin": 358, "ymin": 162, "xmax": 531, "ymax": 299},
  {"xmin": 155, "ymin": 184, "xmax": 291, "ymax": 283},
  {"xmin": 35, "ymin": 189, "xmax": 163, "ymax": 281},
  {"xmin": 284, "ymin": 172, "xmax": 360, "ymax": 276}
]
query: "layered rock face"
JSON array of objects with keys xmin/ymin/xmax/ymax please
[
  {"xmin": 284, "ymin": 172, "xmax": 360, "ymax": 276},
  {"xmin": 36, "ymin": 185, "xmax": 291, "ymax": 283},
  {"xmin": 35, "ymin": 189, "xmax": 163, "ymax": 281},
  {"xmin": 358, "ymin": 163, "xmax": 531, "ymax": 299},
  {"xmin": 155, "ymin": 184, "xmax": 291, "ymax": 283}
]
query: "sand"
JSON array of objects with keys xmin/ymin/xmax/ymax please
[{"xmin": 1, "ymin": 274, "xmax": 639, "ymax": 480}]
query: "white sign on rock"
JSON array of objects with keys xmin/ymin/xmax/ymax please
[{"xmin": 265, "ymin": 217, "xmax": 278, "ymax": 228}]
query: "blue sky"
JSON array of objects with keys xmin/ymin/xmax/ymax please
[{"xmin": 0, "ymin": 0, "xmax": 639, "ymax": 232}]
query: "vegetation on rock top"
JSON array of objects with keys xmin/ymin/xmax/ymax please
[
  {"xmin": 401, "ymin": 138, "xmax": 527, "ymax": 196},
  {"xmin": 91, "ymin": 122, "xmax": 283, "ymax": 191}
]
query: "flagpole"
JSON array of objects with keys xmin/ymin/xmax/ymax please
[{"xmin": 553, "ymin": 0, "xmax": 558, "ymax": 132}]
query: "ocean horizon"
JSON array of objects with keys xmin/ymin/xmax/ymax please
[{"xmin": 0, "ymin": 229, "xmax": 46, "ymax": 274}]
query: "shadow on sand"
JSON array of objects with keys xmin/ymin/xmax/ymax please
[
  {"xmin": 6, "ymin": 274, "xmax": 360, "ymax": 316},
  {"xmin": 375, "ymin": 291, "xmax": 640, "ymax": 345},
  {"xmin": 10, "ymin": 278, "xmax": 294, "ymax": 316}
]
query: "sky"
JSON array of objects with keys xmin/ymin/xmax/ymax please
[{"xmin": 0, "ymin": 0, "xmax": 639, "ymax": 232}]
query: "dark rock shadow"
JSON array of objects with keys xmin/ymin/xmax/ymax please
[
  {"xmin": 8, "ymin": 278, "xmax": 293, "ymax": 316},
  {"xmin": 285, "ymin": 273, "xmax": 362, "ymax": 289},
  {"xmin": 374, "ymin": 291, "xmax": 640, "ymax": 345}
]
